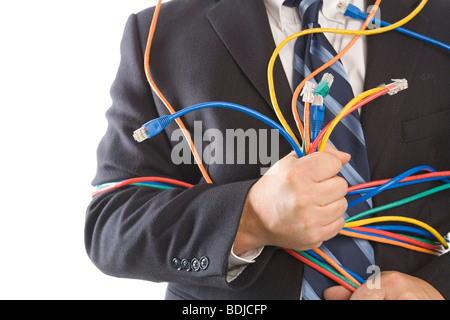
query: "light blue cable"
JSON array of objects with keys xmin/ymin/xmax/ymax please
[
  {"xmin": 140, "ymin": 101, "xmax": 304, "ymax": 158},
  {"xmin": 363, "ymin": 225, "xmax": 440, "ymax": 241},
  {"xmin": 344, "ymin": 3, "xmax": 450, "ymax": 51},
  {"xmin": 347, "ymin": 175, "xmax": 450, "ymax": 195},
  {"xmin": 306, "ymin": 249, "xmax": 366, "ymax": 284},
  {"xmin": 347, "ymin": 165, "xmax": 437, "ymax": 209}
]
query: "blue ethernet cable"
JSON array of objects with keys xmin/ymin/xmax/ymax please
[
  {"xmin": 96, "ymin": 180, "xmax": 177, "ymax": 190},
  {"xmin": 310, "ymin": 95, "xmax": 325, "ymax": 143},
  {"xmin": 341, "ymin": 2, "xmax": 450, "ymax": 51},
  {"xmin": 133, "ymin": 101, "xmax": 304, "ymax": 158},
  {"xmin": 347, "ymin": 165, "xmax": 437, "ymax": 209},
  {"xmin": 306, "ymin": 249, "xmax": 366, "ymax": 284},
  {"xmin": 362, "ymin": 225, "xmax": 442, "ymax": 241},
  {"xmin": 341, "ymin": 227, "xmax": 425, "ymax": 246},
  {"xmin": 347, "ymin": 175, "xmax": 450, "ymax": 196}
]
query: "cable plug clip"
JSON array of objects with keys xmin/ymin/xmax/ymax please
[
  {"xmin": 385, "ymin": 79, "xmax": 408, "ymax": 95},
  {"xmin": 301, "ymin": 81, "xmax": 316, "ymax": 103},
  {"xmin": 337, "ymin": 1, "xmax": 367, "ymax": 21},
  {"xmin": 337, "ymin": 1, "xmax": 350, "ymax": 13},
  {"xmin": 315, "ymin": 73, "xmax": 334, "ymax": 98},
  {"xmin": 310, "ymin": 94, "xmax": 325, "ymax": 142},
  {"xmin": 133, "ymin": 115, "xmax": 172, "ymax": 142}
]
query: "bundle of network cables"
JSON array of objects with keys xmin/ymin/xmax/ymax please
[{"xmin": 93, "ymin": 0, "xmax": 450, "ymax": 292}]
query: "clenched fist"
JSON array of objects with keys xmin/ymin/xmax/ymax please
[{"xmin": 234, "ymin": 144, "xmax": 351, "ymax": 255}]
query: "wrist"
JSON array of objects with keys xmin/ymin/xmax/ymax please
[{"xmin": 233, "ymin": 186, "xmax": 268, "ymax": 256}]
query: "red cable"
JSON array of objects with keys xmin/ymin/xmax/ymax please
[
  {"xmin": 308, "ymin": 88, "xmax": 389, "ymax": 154},
  {"xmin": 282, "ymin": 248, "xmax": 357, "ymax": 293},
  {"xmin": 92, "ymin": 177, "xmax": 194, "ymax": 197},
  {"xmin": 348, "ymin": 171, "xmax": 450, "ymax": 193},
  {"xmin": 349, "ymin": 227, "xmax": 442, "ymax": 251}
]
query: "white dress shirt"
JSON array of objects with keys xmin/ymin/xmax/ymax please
[
  {"xmin": 265, "ymin": 0, "xmax": 368, "ymax": 95},
  {"xmin": 227, "ymin": 0, "xmax": 368, "ymax": 282}
]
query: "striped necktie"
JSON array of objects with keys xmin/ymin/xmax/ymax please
[{"xmin": 283, "ymin": 0, "xmax": 375, "ymax": 300}]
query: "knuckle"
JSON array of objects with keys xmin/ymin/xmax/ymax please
[
  {"xmin": 295, "ymin": 191, "xmax": 315, "ymax": 207},
  {"xmin": 383, "ymin": 271, "xmax": 406, "ymax": 287},
  {"xmin": 338, "ymin": 197, "xmax": 349, "ymax": 213},
  {"xmin": 301, "ymin": 213, "xmax": 318, "ymax": 231},
  {"xmin": 336, "ymin": 176, "xmax": 349, "ymax": 193},
  {"xmin": 398, "ymin": 291, "xmax": 419, "ymax": 300},
  {"xmin": 306, "ymin": 233, "xmax": 322, "ymax": 249},
  {"xmin": 333, "ymin": 216, "xmax": 346, "ymax": 233},
  {"xmin": 287, "ymin": 166, "xmax": 308, "ymax": 184},
  {"xmin": 327, "ymin": 154, "xmax": 342, "ymax": 173},
  {"xmin": 330, "ymin": 198, "xmax": 348, "ymax": 216}
]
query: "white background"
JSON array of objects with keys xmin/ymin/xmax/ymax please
[{"xmin": 0, "ymin": 0, "xmax": 169, "ymax": 299}]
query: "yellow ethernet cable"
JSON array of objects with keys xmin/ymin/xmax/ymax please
[{"xmin": 267, "ymin": 0, "xmax": 429, "ymax": 145}]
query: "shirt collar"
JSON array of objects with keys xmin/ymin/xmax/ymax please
[
  {"xmin": 322, "ymin": 0, "xmax": 367, "ymax": 24},
  {"xmin": 264, "ymin": 0, "xmax": 367, "ymax": 28},
  {"xmin": 264, "ymin": 0, "xmax": 299, "ymax": 31}
]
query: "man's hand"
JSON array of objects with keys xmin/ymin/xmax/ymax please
[
  {"xmin": 324, "ymin": 271, "xmax": 445, "ymax": 300},
  {"xmin": 233, "ymin": 144, "xmax": 350, "ymax": 255}
]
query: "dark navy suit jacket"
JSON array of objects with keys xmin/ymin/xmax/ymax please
[{"xmin": 85, "ymin": 0, "xmax": 450, "ymax": 299}]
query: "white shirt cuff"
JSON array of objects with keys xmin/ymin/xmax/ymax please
[{"xmin": 226, "ymin": 246, "xmax": 264, "ymax": 283}]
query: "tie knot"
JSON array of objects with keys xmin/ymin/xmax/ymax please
[{"xmin": 283, "ymin": 0, "xmax": 323, "ymax": 28}]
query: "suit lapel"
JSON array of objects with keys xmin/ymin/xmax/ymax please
[
  {"xmin": 206, "ymin": 0, "xmax": 298, "ymax": 136},
  {"xmin": 361, "ymin": 0, "xmax": 428, "ymax": 175}
]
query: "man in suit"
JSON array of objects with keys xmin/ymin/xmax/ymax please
[{"xmin": 85, "ymin": 0, "xmax": 450, "ymax": 300}]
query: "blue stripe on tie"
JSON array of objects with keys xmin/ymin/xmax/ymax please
[
  {"xmin": 341, "ymin": 160, "xmax": 366, "ymax": 186},
  {"xmin": 320, "ymin": 229, "xmax": 376, "ymax": 267},
  {"xmin": 310, "ymin": 39, "xmax": 351, "ymax": 83},
  {"xmin": 351, "ymin": 238, "xmax": 376, "ymax": 265},
  {"xmin": 301, "ymin": 280, "xmax": 321, "ymax": 300},
  {"xmin": 293, "ymin": 54, "xmax": 313, "ymax": 79},
  {"xmin": 323, "ymin": 95, "xmax": 366, "ymax": 145},
  {"xmin": 318, "ymin": 244, "xmax": 373, "ymax": 275},
  {"xmin": 290, "ymin": 0, "xmax": 374, "ymax": 300},
  {"xmin": 299, "ymin": 0, "xmax": 321, "ymax": 17},
  {"xmin": 319, "ymin": 245, "xmax": 342, "ymax": 265},
  {"xmin": 327, "ymin": 140, "xmax": 374, "ymax": 207}
]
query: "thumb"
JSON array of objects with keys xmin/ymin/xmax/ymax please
[
  {"xmin": 322, "ymin": 143, "xmax": 351, "ymax": 165},
  {"xmin": 323, "ymin": 286, "xmax": 353, "ymax": 300}
]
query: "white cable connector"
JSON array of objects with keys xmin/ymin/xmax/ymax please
[
  {"xmin": 301, "ymin": 81, "xmax": 316, "ymax": 103},
  {"xmin": 337, "ymin": 1, "xmax": 350, "ymax": 13},
  {"xmin": 385, "ymin": 79, "xmax": 408, "ymax": 95},
  {"xmin": 312, "ymin": 94, "xmax": 323, "ymax": 106},
  {"xmin": 320, "ymin": 73, "xmax": 335, "ymax": 88}
]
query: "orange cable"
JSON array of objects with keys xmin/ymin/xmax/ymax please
[
  {"xmin": 339, "ymin": 229, "xmax": 440, "ymax": 256},
  {"xmin": 294, "ymin": 1, "xmax": 382, "ymax": 140},
  {"xmin": 144, "ymin": 0, "xmax": 213, "ymax": 183},
  {"xmin": 311, "ymin": 248, "xmax": 362, "ymax": 286}
]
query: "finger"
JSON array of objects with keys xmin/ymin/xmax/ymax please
[
  {"xmin": 350, "ymin": 284, "xmax": 386, "ymax": 300},
  {"xmin": 323, "ymin": 286, "xmax": 352, "ymax": 300},
  {"xmin": 316, "ymin": 197, "xmax": 348, "ymax": 226},
  {"xmin": 296, "ymin": 152, "xmax": 344, "ymax": 182},
  {"xmin": 322, "ymin": 143, "xmax": 351, "ymax": 165},
  {"xmin": 316, "ymin": 213, "xmax": 346, "ymax": 242},
  {"xmin": 315, "ymin": 176, "xmax": 349, "ymax": 206}
]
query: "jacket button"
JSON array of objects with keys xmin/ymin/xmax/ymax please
[
  {"xmin": 181, "ymin": 259, "xmax": 191, "ymax": 271},
  {"xmin": 172, "ymin": 258, "xmax": 182, "ymax": 270},
  {"xmin": 191, "ymin": 258, "xmax": 200, "ymax": 272},
  {"xmin": 200, "ymin": 256, "xmax": 209, "ymax": 270}
]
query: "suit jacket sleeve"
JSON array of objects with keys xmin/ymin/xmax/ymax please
[{"xmin": 84, "ymin": 13, "xmax": 268, "ymax": 290}]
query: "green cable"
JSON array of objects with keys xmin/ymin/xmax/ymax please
[
  {"xmin": 400, "ymin": 234, "xmax": 441, "ymax": 246},
  {"xmin": 131, "ymin": 182, "xmax": 175, "ymax": 190},
  {"xmin": 346, "ymin": 183, "xmax": 450, "ymax": 223},
  {"xmin": 96, "ymin": 182, "xmax": 175, "ymax": 190},
  {"xmin": 296, "ymin": 251, "xmax": 359, "ymax": 289}
]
